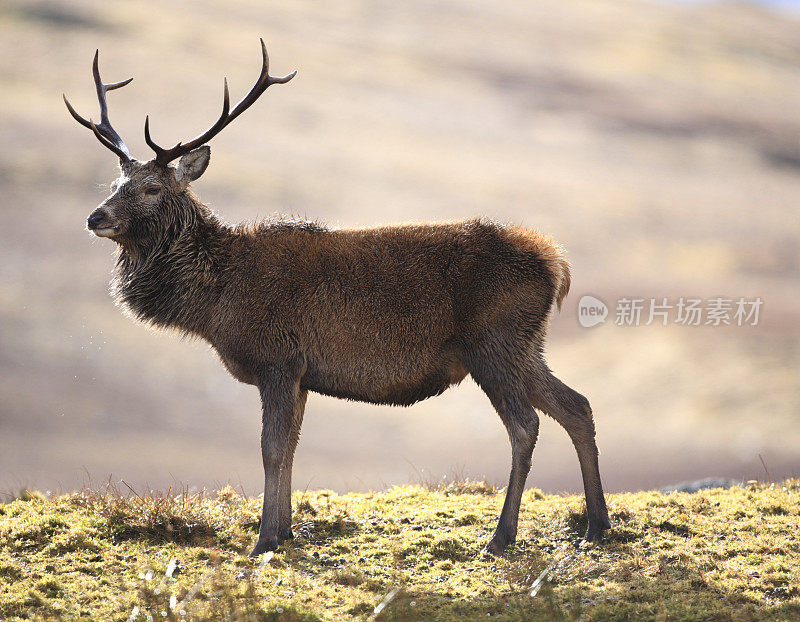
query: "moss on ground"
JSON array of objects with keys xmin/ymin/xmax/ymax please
[{"xmin": 0, "ymin": 480, "xmax": 798, "ymax": 620}]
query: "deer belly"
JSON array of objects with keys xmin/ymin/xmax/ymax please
[
  {"xmin": 217, "ymin": 352, "xmax": 259, "ymax": 385},
  {"xmin": 301, "ymin": 354, "xmax": 468, "ymax": 406}
]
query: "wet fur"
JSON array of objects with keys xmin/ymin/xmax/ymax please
[
  {"xmin": 114, "ymin": 190, "xmax": 563, "ymax": 403},
  {"xmin": 94, "ymin": 157, "xmax": 610, "ymax": 555}
]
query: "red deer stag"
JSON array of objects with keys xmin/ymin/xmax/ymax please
[{"xmin": 65, "ymin": 40, "xmax": 611, "ymax": 556}]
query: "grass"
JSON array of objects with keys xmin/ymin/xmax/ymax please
[{"xmin": 0, "ymin": 480, "xmax": 799, "ymax": 621}]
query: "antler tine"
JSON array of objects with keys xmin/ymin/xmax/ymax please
[
  {"xmin": 145, "ymin": 39, "xmax": 296, "ymax": 165},
  {"xmin": 146, "ymin": 79, "xmax": 231, "ymax": 164},
  {"xmin": 89, "ymin": 120, "xmax": 130, "ymax": 162},
  {"xmin": 144, "ymin": 115, "xmax": 172, "ymax": 158},
  {"xmin": 63, "ymin": 50, "xmax": 133, "ymax": 162},
  {"xmin": 224, "ymin": 38, "xmax": 297, "ymax": 127},
  {"xmin": 63, "ymin": 93, "xmax": 93, "ymax": 130}
]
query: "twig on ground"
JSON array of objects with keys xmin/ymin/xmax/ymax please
[
  {"xmin": 174, "ymin": 568, "xmax": 216, "ymax": 613},
  {"xmin": 253, "ymin": 550, "xmax": 274, "ymax": 576},
  {"xmin": 120, "ymin": 479, "xmax": 145, "ymax": 502},
  {"xmin": 369, "ymin": 586, "xmax": 400, "ymax": 620},
  {"xmin": 758, "ymin": 454, "xmax": 773, "ymax": 484},
  {"xmin": 530, "ymin": 542, "xmax": 572, "ymax": 597}
]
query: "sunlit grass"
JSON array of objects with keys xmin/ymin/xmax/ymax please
[{"xmin": 1, "ymin": 479, "xmax": 798, "ymax": 620}]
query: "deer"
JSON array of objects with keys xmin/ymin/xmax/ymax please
[{"xmin": 64, "ymin": 40, "xmax": 611, "ymax": 556}]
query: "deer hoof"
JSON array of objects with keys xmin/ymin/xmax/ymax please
[
  {"xmin": 250, "ymin": 535, "xmax": 279, "ymax": 557},
  {"xmin": 483, "ymin": 533, "xmax": 513, "ymax": 556},
  {"xmin": 584, "ymin": 523, "xmax": 607, "ymax": 543},
  {"xmin": 279, "ymin": 526, "xmax": 294, "ymax": 541}
]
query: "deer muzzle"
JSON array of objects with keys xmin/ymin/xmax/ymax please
[{"xmin": 87, "ymin": 208, "xmax": 119, "ymax": 238}]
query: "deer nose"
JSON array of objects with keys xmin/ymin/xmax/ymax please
[{"xmin": 87, "ymin": 210, "xmax": 107, "ymax": 229}]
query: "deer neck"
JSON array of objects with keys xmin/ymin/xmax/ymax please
[{"xmin": 112, "ymin": 202, "xmax": 229, "ymax": 339}]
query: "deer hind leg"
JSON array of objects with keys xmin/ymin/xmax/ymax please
[
  {"xmin": 278, "ymin": 389, "xmax": 307, "ymax": 541},
  {"xmin": 526, "ymin": 360, "xmax": 611, "ymax": 541},
  {"xmin": 468, "ymin": 358, "xmax": 541, "ymax": 555}
]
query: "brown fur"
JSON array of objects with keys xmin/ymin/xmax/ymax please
[{"xmin": 78, "ymin": 107, "xmax": 609, "ymax": 557}]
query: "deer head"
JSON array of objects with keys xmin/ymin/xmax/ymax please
[{"xmin": 64, "ymin": 40, "xmax": 296, "ymax": 243}]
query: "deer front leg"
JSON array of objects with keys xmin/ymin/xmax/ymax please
[{"xmin": 251, "ymin": 368, "xmax": 304, "ymax": 556}]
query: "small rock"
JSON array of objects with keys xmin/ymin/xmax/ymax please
[
  {"xmin": 661, "ymin": 477, "xmax": 738, "ymax": 494},
  {"xmin": 767, "ymin": 586, "xmax": 791, "ymax": 599}
]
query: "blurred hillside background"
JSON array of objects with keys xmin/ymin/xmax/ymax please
[{"xmin": 0, "ymin": 0, "xmax": 798, "ymax": 497}]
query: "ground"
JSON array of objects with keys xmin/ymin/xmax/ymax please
[{"xmin": 1, "ymin": 480, "xmax": 798, "ymax": 621}]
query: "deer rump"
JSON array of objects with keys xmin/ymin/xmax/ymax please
[{"xmin": 218, "ymin": 218, "xmax": 569, "ymax": 407}]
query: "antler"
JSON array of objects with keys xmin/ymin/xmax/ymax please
[
  {"xmin": 63, "ymin": 50, "xmax": 133, "ymax": 163},
  {"xmin": 145, "ymin": 38, "xmax": 296, "ymax": 165}
]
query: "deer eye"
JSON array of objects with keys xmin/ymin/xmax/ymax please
[{"xmin": 144, "ymin": 186, "xmax": 161, "ymax": 196}]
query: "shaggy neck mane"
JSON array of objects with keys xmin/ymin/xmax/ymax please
[{"xmin": 112, "ymin": 192, "xmax": 229, "ymax": 338}]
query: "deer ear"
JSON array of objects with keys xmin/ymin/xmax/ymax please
[
  {"xmin": 118, "ymin": 157, "xmax": 135, "ymax": 174},
  {"xmin": 175, "ymin": 146, "xmax": 211, "ymax": 186}
]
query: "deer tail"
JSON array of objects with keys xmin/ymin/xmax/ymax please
[
  {"xmin": 556, "ymin": 257, "xmax": 572, "ymax": 311},
  {"xmin": 552, "ymin": 254, "xmax": 571, "ymax": 312}
]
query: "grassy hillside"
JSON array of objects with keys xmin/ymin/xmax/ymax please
[{"xmin": 1, "ymin": 481, "xmax": 798, "ymax": 621}]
